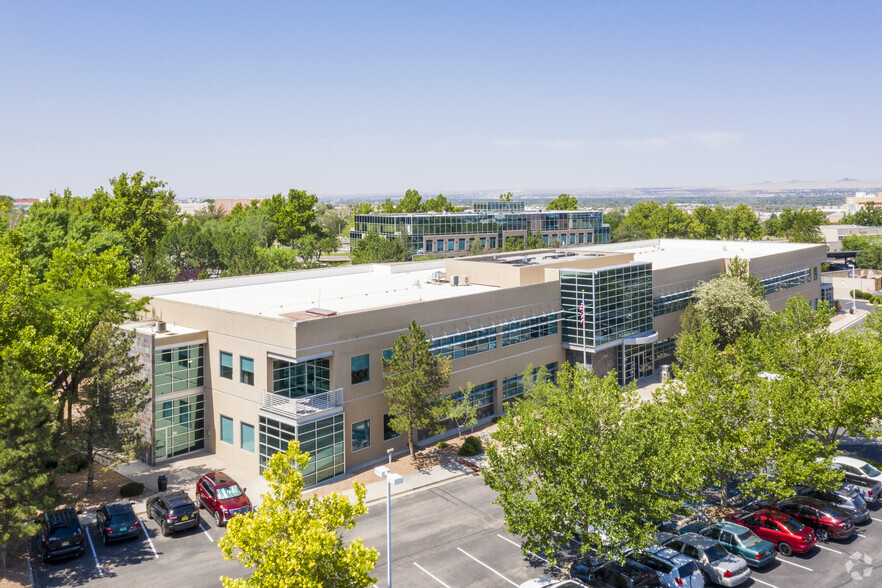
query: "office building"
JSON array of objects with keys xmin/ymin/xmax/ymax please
[{"xmin": 123, "ymin": 239, "xmax": 825, "ymax": 487}]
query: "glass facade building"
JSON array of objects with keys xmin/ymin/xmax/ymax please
[
  {"xmin": 155, "ymin": 344, "xmax": 204, "ymax": 396},
  {"xmin": 560, "ymin": 263, "xmax": 653, "ymax": 349},
  {"xmin": 350, "ymin": 207, "xmax": 610, "ymax": 255},
  {"xmin": 272, "ymin": 357, "xmax": 330, "ymax": 397},
  {"xmin": 153, "ymin": 344, "xmax": 205, "ymax": 460},
  {"xmin": 258, "ymin": 414, "xmax": 344, "ymax": 485}
]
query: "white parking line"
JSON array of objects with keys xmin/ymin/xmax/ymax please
[
  {"xmin": 199, "ymin": 522, "xmax": 215, "ymax": 543},
  {"xmin": 413, "ymin": 562, "xmax": 452, "ymax": 588},
  {"xmin": 776, "ymin": 558, "xmax": 812, "ymax": 571},
  {"xmin": 816, "ymin": 544, "xmax": 844, "ymax": 554},
  {"xmin": 139, "ymin": 518, "xmax": 159, "ymax": 558},
  {"xmin": 496, "ymin": 533, "xmax": 561, "ymax": 570},
  {"xmin": 456, "ymin": 547, "xmax": 518, "ymax": 586},
  {"xmin": 751, "ymin": 578, "xmax": 781, "ymax": 588},
  {"xmin": 85, "ymin": 527, "xmax": 103, "ymax": 576},
  {"xmin": 872, "ymin": 517, "xmax": 882, "ymax": 523}
]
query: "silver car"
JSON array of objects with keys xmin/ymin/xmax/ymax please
[
  {"xmin": 794, "ymin": 484, "xmax": 870, "ymax": 524},
  {"xmin": 662, "ymin": 533, "xmax": 752, "ymax": 587}
]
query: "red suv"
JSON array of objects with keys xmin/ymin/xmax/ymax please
[
  {"xmin": 195, "ymin": 472, "xmax": 251, "ymax": 527},
  {"xmin": 726, "ymin": 510, "xmax": 816, "ymax": 556}
]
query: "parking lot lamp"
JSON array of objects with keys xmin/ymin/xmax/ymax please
[
  {"xmin": 848, "ymin": 263, "xmax": 856, "ymax": 313},
  {"xmin": 374, "ymin": 465, "xmax": 403, "ymax": 588}
]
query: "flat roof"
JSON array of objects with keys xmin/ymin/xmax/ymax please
[
  {"xmin": 125, "ymin": 262, "xmax": 498, "ymax": 319},
  {"xmin": 125, "ymin": 239, "xmax": 823, "ymax": 318}
]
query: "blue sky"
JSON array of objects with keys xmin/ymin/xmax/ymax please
[{"xmin": 2, "ymin": 1, "xmax": 880, "ymax": 199}]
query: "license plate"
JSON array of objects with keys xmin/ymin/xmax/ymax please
[
  {"xmin": 180, "ymin": 515, "xmax": 190, "ymax": 521},
  {"xmin": 61, "ymin": 541, "xmax": 69, "ymax": 547},
  {"xmin": 119, "ymin": 527, "xmax": 127, "ymax": 532}
]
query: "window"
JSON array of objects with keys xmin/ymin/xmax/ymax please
[
  {"xmin": 220, "ymin": 351, "xmax": 233, "ymax": 379},
  {"xmin": 351, "ymin": 419, "xmax": 370, "ymax": 451},
  {"xmin": 220, "ymin": 415, "xmax": 234, "ymax": 445},
  {"xmin": 458, "ymin": 238, "xmax": 465, "ymax": 250},
  {"xmin": 437, "ymin": 239, "xmax": 444, "ymax": 251},
  {"xmin": 351, "ymin": 354, "xmax": 370, "ymax": 385},
  {"xmin": 448, "ymin": 239, "xmax": 454, "ymax": 251},
  {"xmin": 489, "ymin": 237, "xmax": 496, "ymax": 249},
  {"xmin": 814, "ymin": 266, "xmax": 818, "ymax": 281},
  {"xmin": 241, "ymin": 422, "xmax": 255, "ymax": 453},
  {"xmin": 154, "ymin": 344, "xmax": 204, "ymax": 395},
  {"xmin": 425, "ymin": 240, "xmax": 433, "ymax": 252},
  {"xmin": 240, "ymin": 356, "xmax": 254, "ymax": 385},
  {"xmin": 383, "ymin": 413, "xmax": 399, "ymax": 440}
]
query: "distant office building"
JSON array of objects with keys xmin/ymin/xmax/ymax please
[
  {"xmin": 123, "ymin": 239, "xmax": 824, "ymax": 486},
  {"xmin": 846, "ymin": 192, "xmax": 882, "ymax": 214},
  {"xmin": 350, "ymin": 202, "xmax": 611, "ymax": 257},
  {"xmin": 820, "ymin": 224, "xmax": 882, "ymax": 251}
]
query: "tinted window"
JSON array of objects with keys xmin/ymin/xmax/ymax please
[
  {"xmin": 170, "ymin": 503, "xmax": 196, "ymax": 515},
  {"xmin": 781, "ymin": 518, "xmax": 804, "ymax": 533},
  {"xmin": 109, "ymin": 510, "xmax": 137, "ymax": 524},
  {"xmin": 676, "ymin": 561, "xmax": 698, "ymax": 576},
  {"xmin": 762, "ymin": 519, "xmax": 778, "ymax": 530},
  {"xmin": 666, "ymin": 540, "xmax": 684, "ymax": 552},
  {"xmin": 682, "ymin": 544, "xmax": 700, "ymax": 559},
  {"xmin": 705, "ymin": 545, "xmax": 727, "ymax": 562},
  {"xmin": 860, "ymin": 463, "xmax": 881, "ymax": 477},
  {"xmin": 736, "ymin": 530, "xmax": 763, "ymax": 547}
]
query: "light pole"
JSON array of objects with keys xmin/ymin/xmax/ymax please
[
  {"xmin": 374, "ymin": 466, "xmax": 403, "ymax": 588},
  {"xmin": 848, "ymin": 263, "xmax": 856, "ymax": 314}
]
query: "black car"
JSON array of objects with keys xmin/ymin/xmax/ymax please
[
  {"xmin": 570, "ymin": 556, "xmax": 663, "ymax": 587},
  {"xmin": 38, "ymin": 507, "xmax": 85, "ymax": 563},
  {"xmin": 146, "ymin": 490, "xmax": 199, "ymax": 536},
  {"xmin": 96, "ymin": 501, "xmax": 141, "ymax": 545}
]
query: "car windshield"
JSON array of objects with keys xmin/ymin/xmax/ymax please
[
  {"xmin": 780, "ymin": 519, "xmax": 804, "ymax": 533},
  {"xmin": 860, "ymin": 463, "xmax": 881, "ymax": 477},
  {"xmin": 705, "ymin": 545, "xmax": 728, "ymax": 562},
  {"xmin": 676, "ymin": 561, "xmax": 698, "ymax": 576},
  {"xmin": 736, "ymin": 530, "xmax": 763, "ymax": 547},
  {"xmin": 217, "ymin": 484, "xmax": 244, "ymax": 500}
]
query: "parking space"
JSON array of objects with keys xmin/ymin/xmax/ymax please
[
  {"xmin": 31, "ymin": 505, "xmax": 244, "ymax": 587},
  {"xmin": 353, "ymin": 475, "xmax": 882, "ymax": 588}
]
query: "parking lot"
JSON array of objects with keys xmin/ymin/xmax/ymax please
[
  {"xmin": 32, "ymin": 471, "xmax": 882, "ymax": 587},
  {"xmin": 31, "ymin": 506, "xmax": 243, "ymax": 587},
  {"xmin": 351, "ymin": 474, "xmax": 882, "ymax": 588}
]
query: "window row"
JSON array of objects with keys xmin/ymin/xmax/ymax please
[
  {"xmin": 351, "ymin": 414, "xmax": 403, "ymax": 452},
  {"xmin": 500, "ymin": 314, "xmax": 559, "ymax": 346},
  {"xmin": 219, "ymin": 414, "xmax": 255, "ymax": 453},
  {"xmin": 272, "ymin": 357, "xmax": 330, "ymax": 398},
  {"xmin": 155, "ymin": 344, "xmax": 204, "ymax": 396},
  {"xmin": 259, "ymin": 414, "xmax": 344, "ymax": 486},
  {"xmin": 502, "ymin": 363, "xmax": 558, "ymax": 400},
  {"xmin": 761, "ymin": 268, "xmax": 812, "ymax": 296},
  {"xmin": 219, "ymin": 351, "xmax": 254, "ymax": 385}
]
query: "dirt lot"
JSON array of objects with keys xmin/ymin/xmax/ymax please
[{"xmin": 0, "ymin": 467, "xmax": 149, "ymax": 587}]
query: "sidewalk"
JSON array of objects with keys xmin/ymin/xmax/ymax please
[{"xmin": 829, "ymin": 306, "xmax": 867, "ymax": 332}]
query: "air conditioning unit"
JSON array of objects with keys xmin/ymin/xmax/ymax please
[
  {"xmin": 452, "ymin": 275, "xmax": 460, "ymax": 286},
  {"xmin": 462, "ymin": 275, "xmax": 470, "ymax": 286}
]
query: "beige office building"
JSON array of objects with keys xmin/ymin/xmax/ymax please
[{"xmin": 123, "ymin": 239, "xmax": 825, "ymax": 487}]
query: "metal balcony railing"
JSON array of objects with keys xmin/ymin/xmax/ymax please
[{"xmin": 259, "ymin": 388, "xmax": 343, "ymax": 420}]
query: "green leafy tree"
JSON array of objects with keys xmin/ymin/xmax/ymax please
[
  {"xmin": 437, "ymin": 384, "xmax": 479, "ymax": 438},
  {"xmin": 691, "ymin": 274, "xmax": 771, "ymax": 348},
  {"xmin": 377, "ymin": 198, "xmax": 396, "ymax": 213},
  {"xmin": 662, "ymin": 325, "xmax": 840, "ymax": 505},
  {"xmin": 70, "ymin": 323, "xmax": 150, "ymax": 493},
  {"xmin": 500, "ymin": 236, "xmax": 524, "ymax": 252},
  {"xmin": 423, "ymin": 194, "xmax": 461, "ymax": 212},
  {"xmin": 468, "ymin": 238, "xmax": 486, "ymax": 256},
  {"xmin": 545, "ymin": 194, "xmax": 578, "ymax": 210},
  {"xmin": 499, "ymin": 192, "xmax": 513, "ymax": 202},
  {"xmin": 842, "ymin": 203, "xmax": 882, "ymax": 226},
  {"xmin": 383, "ymin": 321, "xmax": 451, "ymax": 457},
  {"xmin": 351, "ymin": 202, "xmax": 375, "ymax": 216},
  {"xmin": 0, "ymin": 361, "xmax": 61, "ymax": 569},
  {"xmin": 267, "ymin": 189, "xmax": 320, "ymax": 247},
  {"xmin": 350, "ymin": 232, "xmax": 411, "ymax": 264},
  {"xmin": 855, "ymin": 241, "xmax": 882, "ymax": 270},
  {"xmin": 603, "ymin": 208, "xmax": 626, "ymax": 235},
  {"xmin": 689, "ymin": 205, "xmax": 718, "ymax": 239},
  {"xmin": 89, "ymin": 171, "xmax": 180, "ymax": 279},
  {"xmin": 612, "ymin": 201, "xmax": 659, "ymax": 242},
  {"xmin": 716, "ymin": 204, "xmax": 763, "ymax": 240},
  {"xmin": 524, "ymin": 230, "xmax": 546, "ymax": 250},
  {"xmin": 648, "ymin": 203, "xmax": 691, "ymax": 238},
  {"xmin": 725, "ymin": 256, "xmax": 764, "ymax": 297},
  {"xmin": 219, "ymin": 441, "xmax": 378, "ymax": 588},
  {"xmin": 397, "ymin": 189, "xmax": 423, "ymax": 213},
  {"xmin": 775, "ymin": 207, "xmax": 826, "ymax": 243},
  {"xmin": 484, "ymin": 363, "xmax": 699, "ymax": 562}
]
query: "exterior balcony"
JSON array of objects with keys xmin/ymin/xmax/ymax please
[{"xmin": 259, "ymin": 388, "xmax": 343, "ymax": 422}]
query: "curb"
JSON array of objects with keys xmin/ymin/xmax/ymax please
[{"xmin": 364, "ymin": 468, "xmax": 481, "ymax": 506}]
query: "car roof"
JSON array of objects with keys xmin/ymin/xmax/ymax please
[
  {"xmin": 105, "ymin": 501, "xmax": 135, "ymax": 515},
  {"xmin": 751, "ymin": 509, "xmax": 790, "ymax": 521},
  {"xmin": 673, "ymin": 532, "xmax": 717, "ymax": 548},
  {"xmin": 47, "ymin": 508, "xmax": 79, "ymax": 526},
  {"xmin": 157, "ymin": 490, "xmax": 192, "ymax": 504},
  {"xmin": 834, "ymin": 455, "xmax": 869, "ymax": 468},
  {"xmin": 205, "ymin": 471, "xmax": 236, "ymax": 486},
  {"xmin": 716, "ymin": 522, "xmax": 747, "ymax": 533},
  {"xmin": 646, "ymin": 546, "xmax": 693, "ymax": 565}
]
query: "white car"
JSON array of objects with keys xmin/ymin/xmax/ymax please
[{"xmin": 832, "ymin": 456, "xmax": 882, "ymax": 502}]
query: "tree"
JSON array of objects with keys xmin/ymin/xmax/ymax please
[
  {"xmin": 716, "ymin": 204, "xmax": 762, "ymax": 240},
  {"xmin": 422, "ymin": 194, "xmax": 461, "ymax": 212},
  {"xmin": 546, "ymin": 194, "xmax": 578, "ymax": 210},
  {"xmin": 219, "ymin": 441, "xmax": 378, "ymax": 588},
  {"xmin": 383, "ymin": 321, "xmax": 451, "ymax": 457},
  {"xmin": 689, "ymin": 206, "xmax": 718, "ymax": 239},
  {"xmin": 350, "ymin": 232, "xmax": 411, "ymax": 264},
  {"xmin": 842, "ymin": 203, "xmax": 882, "ymax": 226},
  {"xmin": 267, "ymin": 189, "xmax": 321, "ymax": 247},
  {"xmin": 775, "ymin": 207, "xmax": 826, "ymax": 243},
  {"xmin": 0, "ymin": 360, "xmax": 61, "ymax": 569},
  {"xmin": 855, "ymin": 242, "xmax": 882, "ymax": 270},
  {"xmin": 725, "ymin": 256, "xmax": 764, "ymax": 297},
  {"xmin": 484, "ymin": 363, "xmax": 698, "ymax": 562},
  {"xmin": 88, "ymin": 171, "xmax": 180, "ymax": 279},
  {"xmin": 397, "ymin": 189, "xmax": 423, "ymax": 213},
  {"xmin": 500, "ymin": 236, "xmax": 523, "ymax": 252},
  {"xmin": 661, "ymin": 325, "xmax": 840, "ymax": 506},
  {"xmin": 468, "ymin": 238, "xmax": 485, "ymax": 256},
  {"xmin": 690, "ymin": 274, "xmax": 771, "ymax": 348},
  {"xmin": 648, "ymin": 203, "xmax": 690, "ymax": 238},
  {"xmin": 524, "ymin": 230, "xmax": 546, "ymax": 250},
  {"xmin": 437, "ymin": 384, "xmax": 479, "ymax": 438},
  {"xmin": 70, "ymin": 323, "xmax": 150, "ymax": 493},
  {"xmin": 499, "ymin": 192, "xmax": 513, "ymax": 202}
]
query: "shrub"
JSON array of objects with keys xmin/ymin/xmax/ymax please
[
  {"xmin": 60, "ymin": 453, "xmax": 88, "ymax": 473},
  {"xmin": 119, "ymin": 482, "xmax": 145, "ymax": 498},
  {"xmin": 458, "ymin": 435, "xmax": 483, "ymax": 457},
  {"xmin": 437, "ymin": 441, "xmax": 449, "ymax": 449},
  {"xmin": 491, "ymin": 415, "xmax": 501, "ymax": 423}
]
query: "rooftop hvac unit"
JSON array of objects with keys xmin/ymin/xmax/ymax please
[
  {"xmin": 462, "ymin": 275, "xmax": 470, "ymax": 286},
  {"xmin": 452, "ymin": 275, "xmax": 460, "ymax": 286},
  {"xmin": 155, "ymin": 321, "xmax": 167, "ymax": 333}
]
